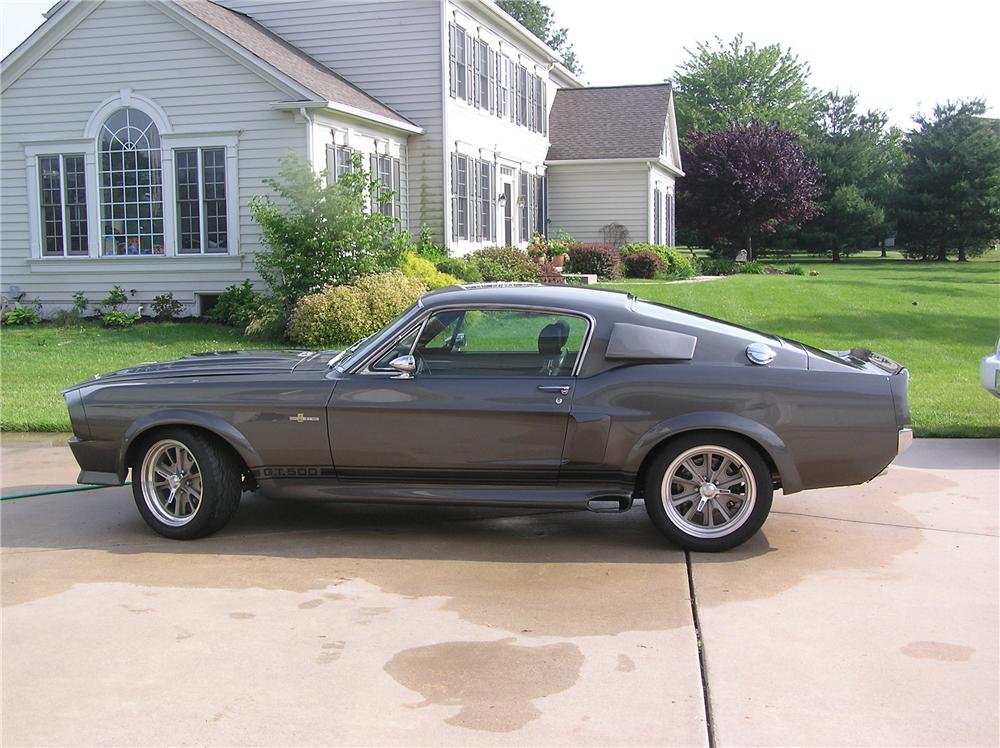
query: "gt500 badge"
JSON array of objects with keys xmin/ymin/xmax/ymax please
[{"xmin": 289, "ymin": 413, "xmax": 320, "ymax": 423}]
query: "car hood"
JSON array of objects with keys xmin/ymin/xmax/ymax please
[{"xmin": 65, "ymin": 349, "xmax": 340, "ymax": 390}]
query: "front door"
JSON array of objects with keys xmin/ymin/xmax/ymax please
[{"xmin": 329, "ymin": 307, "xmax": 590, "ymax": 484}]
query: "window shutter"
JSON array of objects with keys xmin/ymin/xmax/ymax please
[
  {"xmin": 448, "ymin": 24, "xmax": 457, "ymax": 99},
  {"xmin": 450, "ymin": 153, "xmax": 458, "ymax": 241},
  {"xmin": 465, "ymin": 34, "xmax": 475, "ymax": 105},
  {"xmin": 540, "ymin": 80, "xmax": 547, "ymax": 135},
  {"xmin": 488, "ymin": 46, "xmax": 496, "ymax": 113},
  {"xmin": 325, "ymin": 145, "xmax": 335, "ymax": 178},
  {"xmin": 471, "ymin": 39, "xmax": 479, "ymax": 108},
  {"xmin": 393, "ymin": 158, "xmax": 401, "ymax": 220}
]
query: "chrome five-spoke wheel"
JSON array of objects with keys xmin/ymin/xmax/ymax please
[
  {"xmin": 132, "ymin": 427, "xmax": 243, "ymax": 539},
  {"xmin": 140, "ymin": 439, "xmax": 203, "ymax": 526},
  {"xmin": 644, "ymin": 433, "xmax": 774, "ymax": 552},
  {"xmin": 661, "ymin": 445, "xmax": 756, "ymax": 538}
]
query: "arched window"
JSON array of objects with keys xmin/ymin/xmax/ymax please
[{"xmin": 98, "ymin": 108, "xmax": 164, "ymax": 255}]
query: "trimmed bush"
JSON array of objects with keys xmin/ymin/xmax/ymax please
[
  {"xmin": 620, "ymin": 244, "xmax": 698, "ymax": 280},
  {"xmin": 401, "ymin": 252, "xmax": 461, "ymax": 289},
  {"xmin": 565, "ymin": 243, "xmax": 621, "ymax": 279},
  {"xmin": 210, "ymin": 280, "xmax": 263, "ymax": 328},
  {"xmin": 736, "ymin": 260, "xmax": 766, "ymax": 274},
  {"xmin": 287, "ymin": 271, "xmax": 427, "ymax": 347},
  {"xmin": 434, "ymin": 256, "xmax": 482, "ymax": 283},
  {"xmin": 622, "ymin": 250, "xmax": 664, "ymax": 279},
  {"xmin": 699, "ymin": 259, "xmax": 738, "ymax": 276},
  {"xmin": 468, "ymin": 246, "xmax": 541, "ymax": 282}
]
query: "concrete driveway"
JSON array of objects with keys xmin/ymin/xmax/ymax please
[{"xmin": 1, "ymin": 436, "xmax": 997, "ymax": 746}]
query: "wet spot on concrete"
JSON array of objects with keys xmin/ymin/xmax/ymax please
[
  {"xmin": 229, "ymin": 612, "xmax": 254, "ymax": 620},
  {"xmin": 617, "ymin": 654, "xmax": 635, "ymax": 672},
  {"xmin": 316, "ymin": 640, "xmax": 345, "ymax": 665},
  {"xmin": 298, "ymin": 599, "xmax": 324, "ymax": 609},
  {"xmin": 384, "ymin": 638, "xmax": 583, "ymax": 732},
  {"xmin": 901, "ymin": 641, "xmax": 974, "ymax": 662}
]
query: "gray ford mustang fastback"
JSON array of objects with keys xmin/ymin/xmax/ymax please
[{"xmin": 64, "ymin": 284, "xmax": 913, "ymax": 551}]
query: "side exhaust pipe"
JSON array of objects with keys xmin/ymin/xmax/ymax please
[{"xmin": 587, "ymin": 496, "xmax": 634, "ymax": 513}]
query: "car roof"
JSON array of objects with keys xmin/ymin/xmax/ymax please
[{"xmin": 419, "ymin": 283, "xmax": 635, "ymax": 315}]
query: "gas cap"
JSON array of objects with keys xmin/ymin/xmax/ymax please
[{"xmin": 746, "ymin": 343, "xmax": 776, "ymax": 366}]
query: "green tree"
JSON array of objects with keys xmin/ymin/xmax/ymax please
[
  {"xmin": 797, "ymin": 92, "xmax": 904, "ymax": 261},
  {"xmin": 896, "ymin": 100, "xmax": 1000, "ymax": 261},
  {"xmin": 250, "ymin": 153, "xmax": 409, "ymax": 312},
  {"xmin": 496, "ymin": 0, "xmax": 582, "ymax": 74},
  {"xmin": 672, "ymin": 34, "xmax": 820, "ymax": 136}
]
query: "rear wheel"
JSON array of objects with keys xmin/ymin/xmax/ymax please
[
  {"xmin": 644, "ymin": 433, "xmax": 772, "ymax": 552},
  {"xmin": 132, "ymin": 428, "xmax": 242, "ymax": 539}
]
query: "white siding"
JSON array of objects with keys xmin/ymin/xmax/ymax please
[
  {"xmin": 221, "ymin": 0, "xmax": 444, "ymax": 241},
  {"xmin": 546, "ymin": 162, "xmax": 650, "ymax": 245},
  {"xmin": 0, "ymin": 0, "xmax": 307, "ymax": 313},
  {"xmin": 649, "ymin": 164, "xmax": 677, "ymax": 246},
  {"xmin": 444, "ymin": 1, "xmax": 556, "ymax": 253}
]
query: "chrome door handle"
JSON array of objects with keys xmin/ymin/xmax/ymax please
[{"xmin": 537, "ymin": 385, "xmax": 571, "ymax": 396}]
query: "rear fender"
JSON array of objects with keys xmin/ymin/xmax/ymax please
[
  {"xmin": 625, "ymin": 411, "xmax": 803, "ymax": 494},
  {"xmin": 119, "ymin": 410, "xmax": 263, "ymax": 478}
]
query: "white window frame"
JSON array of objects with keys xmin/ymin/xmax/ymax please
[
  {"xmin": 145, "ymin": 134, "xmax": 238, "ymax": 257},
  {"xmin": 25, "ymin": 141, "xmax": 99, "ymax": 259},
  {"xmin": 172, "ymin": 145, "xmax": 231, "ymax": 255}
]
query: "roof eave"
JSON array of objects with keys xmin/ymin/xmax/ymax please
[
  {"xmin": 271, "ymin": 101, "xmax": 422, "ymax": 135},
  {"xmin": 545, "ymin": 156, "xmax": 684, "ymax": 177}
]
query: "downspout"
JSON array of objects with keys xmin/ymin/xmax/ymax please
[
  {"xmin": 300, "ymin": 107, "xmax": 314, "ymax": 169},
  {"xmin": 439, "ymin": 0, "xmax": 451, "ymax": 248}
]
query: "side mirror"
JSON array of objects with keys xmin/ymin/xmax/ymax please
[{"xmin": 389, "ymin": 354, "xmax": 416, "ymax": 379}]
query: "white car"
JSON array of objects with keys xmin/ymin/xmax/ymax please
[{"xmin": 982, "ymin": 338, "xmax": 1000, "ymax": 398}]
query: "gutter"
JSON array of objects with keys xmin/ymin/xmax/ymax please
[
  {"xmin": 271, "ymin": 100, "xmax": 424, "ymax": 135},
  {"xmin": 545, "ymin": 157, "xmax": 685, "ymax": 178}
]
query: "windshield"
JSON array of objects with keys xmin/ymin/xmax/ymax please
[{"xmin": 333, "ymin": 301, "xmax": 422, "ymax": 372}]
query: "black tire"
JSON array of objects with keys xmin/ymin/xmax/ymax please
[
  {"xmin": 643, "ymin": 432, "xmax": 773, "ymax": 552},
  {"xmin": 131, "ymin": 427, "xmax": 242, "ymax": 539}
]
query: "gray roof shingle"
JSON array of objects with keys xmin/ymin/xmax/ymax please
[
  {"xmin": 172, "ymin": 0, "xmax": 417, "ymax": 129},
  {"xmin": 547, "ymin": 83, "xmax": 672, "ymax": 161}
]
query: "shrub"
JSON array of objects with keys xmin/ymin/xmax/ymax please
[
  {"xmin": 101, "ymin": 310, "xmax": 141, "ymax": 328},
  {"xmin": 538, "ymin": 262, "xmax": 566, "ymax": 285},
  {"xmin": 736, "ymin": 260, "xmax": 766, "ymax": 274},
  {"xmin": 72, "ymin": 291, "xmax": 89, "ymax": 315},
  {"xmin": 622, "ymin": 250, "xmax": 664, "ymax": 279},
  {"xmin": 210, "ymin": 280, "xmax": 263, "ymax": 328},
  {"xmin": 434, "ymin": 256, "xmax": 482, "ymax": 283},
  {"xmin": 401, "ymin": 252, "xmax": 461, "ymax": 289},
  {"xmin": 699, "ymin": 259, "xmax": 738, "ymax": 276},
  {"xmin": 619, "ymin": 244, "xmax": 698, "ymax": 279},
  {"xmin": 565, "ymin": 243, "xmax": 621, "ymax": 279},
  {"xmin": 287, "ymin": 271, "xmax": 427, "ymax": 347},
  {"xmin": 250, "ymin": 153, "xmax": 410, "ymax": 313},
  {"xmin": 51, "ymin": 308, "xmax": 83, "ymax": 326},
  {"xmin": 152, "ymin": 292, "xmax": 184, "ymax": 320},
  {"xmin": 412, "ymin": 224, "xmax": 448, "ymax": 261},
  {"xmin": 468, "ymin": 246, "xmax": 541, "ymax": 282},
  {"xmin": 785, "ymin": 264, "xmax": 805, "ymax": 276},
  {"xmin": 2, "ymin": 303, "xmax": 41, "ymax": 326},
  {"xmin": 100, "ymin": 285, "xmax": 128, "ymax": 311}
]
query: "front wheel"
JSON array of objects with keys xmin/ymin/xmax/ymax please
[
  {"xmin": 132, "ymin": 427, "xmax": 242, "ymax": 539},
  {"xmin": 644, "ymin": 433, "xmax": 773, "ymax": 552}
]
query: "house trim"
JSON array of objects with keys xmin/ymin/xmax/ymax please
[
  {"xmin": 271, "ymin": 101, "xmax": 423, "ymax": 135},
  {"xmin": 545, "ymin": 156, "xmax": 685, "ymax": 178}
]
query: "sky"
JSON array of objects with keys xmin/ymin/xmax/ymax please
[{"xmin": 2, "ymin": 0, "xmax": 998, "ymax": 131}]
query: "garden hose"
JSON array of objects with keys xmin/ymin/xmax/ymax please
[{"xmin": 0, "ymin": 483, "xmax": 130, "ymax": 501}]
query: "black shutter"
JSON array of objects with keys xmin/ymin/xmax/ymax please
[
  {"xmin": 393, "ymin": 158, "xmax": 401, "ymax": 220},
  {"xmin": 540, "ymin": 80, "xmax": 547, "ymax": 135}
]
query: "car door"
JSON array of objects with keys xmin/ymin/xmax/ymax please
[{"xmin": 328, "ymin": 306, "xmax": 591, "ymax": 484}]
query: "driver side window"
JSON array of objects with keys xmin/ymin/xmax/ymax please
[{"xmin": 413, "ymin": 308, "xmax": 588, "ymax": 377}]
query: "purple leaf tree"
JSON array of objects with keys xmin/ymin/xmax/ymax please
[{"xmin": 680, "ymin": 122, "xmax": 821, "ymax": 258}]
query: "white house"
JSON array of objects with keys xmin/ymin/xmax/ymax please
[{"xmin": 0, "ymin": 0, "xmax": 683, "ymax": 315}]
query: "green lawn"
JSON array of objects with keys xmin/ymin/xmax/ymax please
[
  {"xmin": 2, "ymin": 252, "xmax": 998, "ymax": 436},
  {"xmin": 605, "ymin": 251, "xmax": 1000, "ymax": 437},
  {"xmin": 1, "ymin": 322, "xmax": 279, "ymax": 432}
]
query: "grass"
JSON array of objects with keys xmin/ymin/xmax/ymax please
[
  {"xmin": 1, "ymin": 322, "xmax": 279, "ymax": 432},
  {"xmin": 604, "ymin": 250, "xmax": 1000, "ymax": 438},
  {"xmin": 2, "ymin": 251, "xmax": 997, "ymax": 436}
]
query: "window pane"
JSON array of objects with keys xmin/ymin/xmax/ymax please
[
  {"xmin": 38, "ymin": 156, "xmax": 64, "ymax": 256},
  {"xmin": 175, "ymin": 149, "xmax": 200, "ymax": 254},
  {"xmin": 202, "ymin": 148, "xmax": 227, "ymax": 252},
  {"xmin": 64, "ymin": 155, "xmax": 88, "ymax": 255},
  {"xmin": 99, "ymin": 107, "xmax": 162, "ymax": 256},
  {"xmin": 414, "ymin": 310, "xmax": 588, "ymax": 377}
]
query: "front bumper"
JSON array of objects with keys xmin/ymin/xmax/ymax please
[{"xmin": 897, "ymin": 427, "xmax": 914, "ymax": 455}]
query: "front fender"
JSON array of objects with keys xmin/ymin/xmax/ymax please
[
  {"xmin": 118, "ymin": 410, "xmax": 263, "ymax": 478},
  {"xmin": 624, "ymin": 411, "xmax": 803, "ymax": 494}
]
